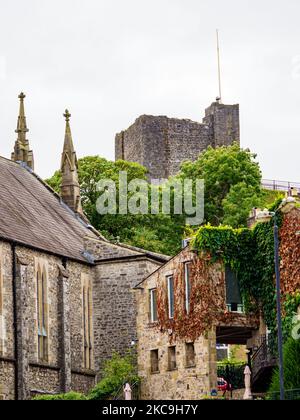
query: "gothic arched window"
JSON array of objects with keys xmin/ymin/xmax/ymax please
[{"xmin": 37, "ymin": 266, "xmax": 48, "ymax": 362}]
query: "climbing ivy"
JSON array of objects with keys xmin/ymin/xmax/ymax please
[{"xmin": 191, "ymin": 205, "xmax": 298, "ymax": 349}]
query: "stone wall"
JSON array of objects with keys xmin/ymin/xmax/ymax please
[
  {"xmin": 115, "ymin": 102, "xmax": 240, "ymax": 179},
  {"xmin": 135, "ymin": 249, "xmax": 217, "ymax": 400},
  {"xmin": 0, "ymin": 241, "xmax": 96, "ymax": 399},
  {"xmin": 93, "ymin": 258, "xmax": 161, "ymax": 376},
  {"xmin": 135, "ymin": 247, "xmax": 259, "ymax": 400},
  {"xmin": 0, "ymin": 360, "xmax": 15, "ymax": 400}
]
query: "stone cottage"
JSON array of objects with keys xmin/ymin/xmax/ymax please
[
  {"xmin": 0, "ymin": 93, "xmax": 169, "ymax": 400},
  {"xmin": 135, "ymin": 197, "xmax": 300, "ymax": 399}
]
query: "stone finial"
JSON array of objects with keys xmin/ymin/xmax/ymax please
[
  {"xmin": 64, "ymin": 109, "xmax": 71, "ymax": 122},
  {"xmin": 60, "ymin": 109, "xmax": 83, "ymax": 216},
  {"xmin": 11, "ymin": 92, "xmax": 34, "ymax": 170}
]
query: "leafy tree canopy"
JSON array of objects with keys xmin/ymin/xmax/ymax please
[
  {"xmin": 45, "ymin": 156, "xmax": 184, "ymax": 256},
  {"xmin": 45, "ymin": 146, "xmax": 277, "ymax": 254},
  {"xmin": 178, "ymin": 143, "xmax": 263, "ymax": 227}
]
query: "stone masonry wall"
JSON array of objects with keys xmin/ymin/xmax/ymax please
[
  {"xmin": 0, "ymin": 241, "xmax": 15, "ymax": 400},
  {"xmin": 135, "ymin": 246, "xmax": 259, "ymax": 400},
  {"xmin": 135, "ymin": 249, "xmax": 217, "ymax": 400},
  {"xmin": 116, "ymin": 102, "xmax": 240, "ymax": 179},
  {"xmin": 0, "ymin": 241, "xmax": 96, "ymax": 399},
  {"xmin": 93, "ymin": 258, "xmax": 161, "ymax": 376}
]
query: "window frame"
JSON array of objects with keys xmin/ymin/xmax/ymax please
[
  {"xmin": 167, "ymin": 275, "xmax": 174, "ymax": 319},
  {"xmin": 83, "ymin": 283, "xmax": 93, "ymax": 370},
  {"xmin": 149, "ymin": 288, "xmax": 158, "ymax": 323},
  {"xmin": 184, "ymin": 262, "xmax": 192, "ymax": 314},
  {"xmin": 185, "ymin": 342, "xmax": 196, "ymax": 368},
  {"xmin": 37, "ymin": 266, "xmax": 48, "ymax": 363},
  {"xmin": 168, "ymin": 346, "xmax": 177, "ymax": 371},
  {"xmin": 150, "ymin": 349, "xmax": 159, "ymax": 374}
]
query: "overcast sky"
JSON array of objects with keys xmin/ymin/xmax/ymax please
[{"xmin": 0, "ymin": 0, "xmax": 300, "ymax": 181}]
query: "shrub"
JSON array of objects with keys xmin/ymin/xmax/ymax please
[
  {"xmin": 88, "ymin": 352, "xmax": 139, "ymax": 400},
  {"xmin": 32, "ymin": 392, "xmax": 87, "ymax": 400},
  {"xmin": 268, "ymin": 337, "xmax": 300, "ymax": 398}
]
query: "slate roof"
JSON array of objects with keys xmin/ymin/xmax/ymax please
[
  {"xmin": 0, "ymin": 156, "xmax": 101, "ymax": 263},
  {"xmin": 94, "ymin": 241, "xmax": 170, "ymax": 263}
]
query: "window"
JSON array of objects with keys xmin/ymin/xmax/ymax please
[
  {"xmin": 82, "ymin": 283, "xmax": 93, "ymax": 370},
  {"xmin": 225, "ymin": 266, "xmax": 244, "ymax": 313},
  {"xmin": 37, "ymin": 267, "xmax": 48, "ymax": 362},
  {"xmin": 184, "ymin": 262, "xmax": 191, "ymax": 314},
  {"xmin": 167, "ymin": 276, "xmax": 174, "ymax": 319},
  {"xmin": 168, "ymin": 346, "xmax": 177, "ymax": 371},
  {"xmin": 149, "ymin": 289, "xmax": 158, "ymax": 323},
  {"xmin": 150, "ymin": 349, "xmax": 159, "ymax": 373},
  {"xmin": 216, "ymin": 344, "xmax": 229, "ymax": 361},
  {"xmin": 185, "ymin": 343, "xmax": 196, "ymax": 367}
]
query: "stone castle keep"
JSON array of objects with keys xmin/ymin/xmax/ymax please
[{"xmin": 115, "ymin": 100, "xmax": 240, "ymax": 179}]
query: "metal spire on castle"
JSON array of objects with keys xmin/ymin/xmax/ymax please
[{"xmin": 216, "ymin": 29, "xmax": 222, "ymax": 104}]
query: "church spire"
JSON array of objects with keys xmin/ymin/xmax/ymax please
[
  {"xmin": 11, "ymin": 92, "xmax": 34, "ymax": 170},
  {"xmin": 60, "ymin": 109, "xmax": 83, "ymax": 215}
]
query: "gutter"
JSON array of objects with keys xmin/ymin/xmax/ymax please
[{"xmin": 0, "ymin": 235, "xmax": 94, "ymax": 266}]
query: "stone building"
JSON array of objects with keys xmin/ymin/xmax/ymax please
[
  {"xmin": 135, "ymin": 198, "xmax": 300, "ymax": 400},
  {"xmin": 115, "ymin": 100, "xmax": 240, "ymax": 180},
  {"xmin": 134, "ymin": 248, "xmax": 258, "ymax": 400},
  {"xmin": 0, "ymin": 93, "xmax": 168, "ymax": 400}
]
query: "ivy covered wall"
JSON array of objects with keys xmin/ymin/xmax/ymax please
[{"xmin": 192, "ymin": 200, "xmax": 300, "ymax": 348}]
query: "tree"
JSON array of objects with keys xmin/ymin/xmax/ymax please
[
  {"xmin": 45, "ymin": 146, "xmax": 268, "ymax": 254},
  {"xmin": 88, "ymin": 352, "xmax": 139, "ymax": 400},
  {"xmin": 45, "ymin": 156, "xmax": 184, "ymax": 255},
  {"xmin": 268, "ymin": 337, "xmax": 300, "ymax": 398},
  {"xmin": 178, "ymin": 144, "xmax": 262, "ymax": 226},
  {"xmin": 222, "ymin": 182, "xmax": 265, "ymax": 228}
]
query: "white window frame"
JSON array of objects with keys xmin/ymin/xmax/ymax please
[
  {"xmin": 150, "ymin": 289, "xmax": 158, "ymax": 323},
  {"xmin": 184, "ymin": 262, "xmax": 191, "ymax": 314},
  {"xmin": 167, "ymin": 275, "xmax": 174, "ymax": 319}
]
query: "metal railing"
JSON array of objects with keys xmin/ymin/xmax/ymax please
[
  {"xmin": 113, "ymin": 380, "xmax": 140, "ymax": 400},
  {"xmin": 265, "ymin": 388, "xmax": 300, "ymax": 400},
  {"xmin": 262, "ymin": 179, "xmax": 300, "ymax": 193},
  {"xmin": 251, "ymin": 335, "xmax": 277, "ymax": 382}
]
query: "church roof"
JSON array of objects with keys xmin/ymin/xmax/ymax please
[{"xmin": 0, "ymin": 156, "xmax": 100, "ymax": 263}]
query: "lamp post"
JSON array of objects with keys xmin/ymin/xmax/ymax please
[{"xmin": 270, "ymin": 211, "xmax": 285, "ymax": 400}]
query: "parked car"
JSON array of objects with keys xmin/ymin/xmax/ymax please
[{"xmin": 217, "ymin": 377, "xmax": 228, "ymax": 392}]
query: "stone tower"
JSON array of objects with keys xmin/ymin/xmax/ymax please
[
  {"xmin": 60, "ymin": 109, "xmax": 83, "ymax": 215},
  {"xmin": 11, "ymin": 92, "xmax": 34, "ymax": 170},
  {"xmin": 115, "ymin": 100, "xmax": 240, "ymax": 180}
]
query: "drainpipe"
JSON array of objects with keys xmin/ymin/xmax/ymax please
[{"xmin": 11, "ymin": 243, "xmax": 19, "ymax": 401}]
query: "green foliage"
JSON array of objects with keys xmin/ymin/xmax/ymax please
[
  {"xmin": 222, "ymin": 182, "xmax": 265, "ymax": 228},
  {"xmin": 45, "ymin": 156, "xmax": 184, "ymax": 256},
  {"xmin": 45, "ymin": 145, "xmax": 268, "ymax": 254},
  {"xmin": 88, "ymin": 352, "xmax": 139, "ymax": 400},
  {"xmin": 32, "ymin": 392, "xmax": 87, "ymax": 400},
  {"xmin": 217, "ymin": 361, "xmax": 246, "ymax": 390},
  {"xmin": 191, "ymin": 205, "xmax": 288, "ymax": 347},
  {"xmin": 192, "ymin": 224, "xmax": 256, "ymax": 312},
  {"xmin": 262, "ymin": 189, "xmax": 285, "ymax": 208},
  {"xmin": 179, "ymin": 144, "xmax": 262, "ymax": 226},
  {"xmin": 282, "ymin": 293, "xmax": 300, "ymax": 342},
  {"xmin": 269, "ymin": 337, "xmax": 300, "ymax": 396}
]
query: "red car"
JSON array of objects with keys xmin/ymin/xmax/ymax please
[{"xmin": 217, "ymin": 377, "xmax": 229, "ymax": 392}]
